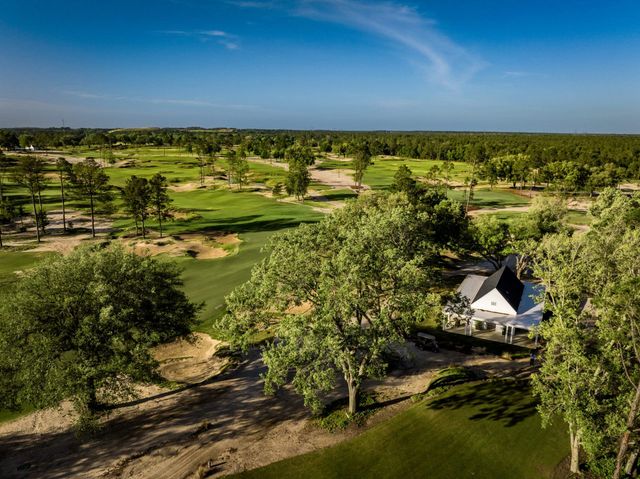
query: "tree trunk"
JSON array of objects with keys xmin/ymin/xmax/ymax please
[
  {"xmin": 89, "ymin": 193, "xmax": 96, "ymax": 238},
  {"xmin": 570, "ymin": 428, "xmax": 581, "ymax": 474},
  {"xmin": 59, "ymin": 174, "xmax": 66, "ymax": 233},
  {"xmin": 158, "ymin": 213, "xmax": 163, "ymax": 238},
  {"xmin": 37, "ymin": 188, "xmax": 45, "ymax": 234},
  {"xmin": 87, "ymin": 377, "xmax": 98, "ymax": 413},
  {"xmin": 614, "ymin": 383, "xmax": 640, "ymax": 479},
  {"xmin": 625, "ymin": 448, "xmax": 638, "ymax": 477},
  {"xmin": 30, "ymin": 191, "xmax": 40, "ymax": 243},
  {"xmin": 141, "ymin": 217, "xmax": 146, "ymax": 239},
  {"xmin": 0, "ymin": 226, "xmax": 3, "ymax": 248},
  {"xmin": 347, "ymin": 380, "xmax": 359, "ymax": 415}
]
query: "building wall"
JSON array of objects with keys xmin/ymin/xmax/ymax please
[{"xmin": 471, "ymin": 289, "xmax": 517, "ymax": 316}]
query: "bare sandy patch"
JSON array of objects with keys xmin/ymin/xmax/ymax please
[
  {"xmin": 153, "ymin": 333, "xmax": 229, "ymax": 384},
  {"xmin": 125, "ymin": 232, "xmax": 239, "ymax": 260},
  {"xmin": 168, "ymin": 182, "xmax": 205, "ymax": 192}
]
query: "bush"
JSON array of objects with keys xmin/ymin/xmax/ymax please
[{"xmin": 314, "ymin": 393, "xmax": 378, "ymax": 432}]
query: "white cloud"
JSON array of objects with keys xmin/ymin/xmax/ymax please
[
  {"xmin": 293, "ymin": 0, "xmax": 485, "ymax": 89},
  {"xmin": 226, "ymin": 1, "xmax": 276, "ymax": 8},
  {"xmin": 503, "ymin": 71, "xmax": 549, "ymax": 79},
  {"xmin": 158, "ymin": 29, "xmax": 241, "ymax": 50}
]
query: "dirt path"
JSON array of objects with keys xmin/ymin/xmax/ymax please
[{"xmin": 0, "ymin": 347, "xmax": 527, "ymax": 479}]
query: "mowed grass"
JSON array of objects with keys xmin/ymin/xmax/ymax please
[
  {"xmin": 363, "ymin": 157, "xmax": 472, "ymax": 189},
  {"xmin": 0, "ymin": 250, "xmax": 56, "ymax": 287},
  {"xmin": 235, "ymin": 380, "xmax": 568, "ymax": 479},
  {"xmin": 448, "ymin": 188, "xmax": 531, "ymax": 208},
  {"xmin": 178, "ymin": 230, "xmax": 275, "ymax": 333},
  {"xmin": 4, "ymin": 147, "xmax": 323, "ymax": 335}
]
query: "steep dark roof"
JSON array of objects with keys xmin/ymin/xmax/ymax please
[{"xmin": 473, "ymin": 265, "xmax": 524, "ymax": 312}]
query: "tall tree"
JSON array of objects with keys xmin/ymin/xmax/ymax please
[
  {"xmin": 56, "ymin": 157, "xmax": 73, "ymax": 233},
  {"xmin": 531, "ymin": 234, "xmax": 598, "ymax": 475},
  {"xmin": 218, "ymin": 194, "xmax": 439, "ymax": 415},
  {"xmin": 509, "ymin": 196, "xmax": 570, "ymax": 278},
  {"xmin": 149, "ymin": 173, "xmax": 172, "ymax": 238},
  {"xmin": 0, "ymin": 199, "xmax": 16, "ymax": 247},
  {"xmin": 352, "ymin": 143, "xmax": 372, "ymax": 189},
  {"xmin": 390, "ymin": 165, "xmax": 417, "ymax": 196},
  {"xmin": 0, "ymin": 245, "xmax": 198, "ymax": 424},
  {"xmin": 13, "ymin": 156, "xmax": 46, "ymax": 242},
  {"xmin": 470, "ymin": 215, "xmax": 510, "ymax": 270},
  {"xmin": 72, "ymin": 159, "xmax": 112, "ymax": 238},
  {"xmin": 0, "ymin": 152, "xmax": 16, "ymax": 201},
  {"xmin": 285, "ymin": 159, "xmax": 311, "ymax": 200},
  {"xmin": 122, "ymin": 175, "xmax": 151, "ymax": 238}
]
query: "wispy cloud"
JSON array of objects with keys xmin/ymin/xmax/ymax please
[
  {"xmin": 292, "ymin": 0, "xmax": 484, "ymax": 89},
  {"xmin": 62, "ymin": 91, "xmax": 255, "ymax": 110},
  {"xmin": 503, "ymin": 71, "xmax": 549, "ymax": 79},
  {"xmin": 226, "ymin": 0, "xmax": 276, "ymax": 8},
  {"xmin": 157, "ymin": 29, "xmax": 240, "ymax": 50}
]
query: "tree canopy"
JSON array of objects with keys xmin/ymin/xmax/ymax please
[
  {"xmin": 218, "ymin": 193, "xmax": 440, "ymax": 414},
  {"xmin": 0, "ymin": 246, "xmax": 198, "ymax": 423}
]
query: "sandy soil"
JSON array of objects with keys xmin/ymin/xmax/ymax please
[
  {"xmin": 168, "ymin": 182, "xmax": 206, "ymax": 193},
  {"xmin": 4, "ymin": 210, "xmax": 113, "ymax": 254},
  {"xmin": 248, "ymin": 157, "xmax": 367, "ymax": 191},
  {"xmin": 0, "ymin": 345, "xmax": 529, "ymax": 479},
  {"xmin": 153, "ymin": 333, "xmax": 229, "ymax": 384},
  {"xmin": 126, "ymin": 233, "xmax": 238, "ymax": 260},
  {"xmin": 468, "ymin": 205, "xmax": 532, "ymax": 216}
]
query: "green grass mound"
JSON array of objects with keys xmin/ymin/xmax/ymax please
[
  {"xmin": 235, "ymin": 380, "xmax": 568, "ymax": 479},
  {"xmin": 314, "ymin": 392, "xmax": 379, "ymax": 432}
]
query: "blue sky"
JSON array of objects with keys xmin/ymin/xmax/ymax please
[{"xmin": 1, "ymin": 0, "xmax": 639, "ymax": 132}]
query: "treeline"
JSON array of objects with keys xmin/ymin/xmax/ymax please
[
  {"xmin": 3, "ymin": 127, "xmax": 640, "ymax": 196},
  {"xmin": 2, "ymin": 127, "xmax": 639, "ymax": 174}
]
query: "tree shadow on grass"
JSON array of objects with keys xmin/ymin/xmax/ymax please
[
  {"xmin": 426, "ymin": 379, "xmax": 537, "ymax": 428},
  {"xmin": 172, "ymin": 216, "xmax": 320, "ymax": 235}
]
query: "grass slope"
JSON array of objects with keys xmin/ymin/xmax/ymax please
[
  {"xmin": 178, "ymin": 230, "xmax": 275, "ymax": 333},
  {"xmin": 236, "ymin": 380, "xmax": 568, "ymax": 479},
  {"xmin": 0, "ymin": 251, "xmax": 55, "ymax": 287}
]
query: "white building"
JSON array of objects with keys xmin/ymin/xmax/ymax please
[{"xmin": 444, "ymin": 266, "xmax": 545, "ymax": 346}]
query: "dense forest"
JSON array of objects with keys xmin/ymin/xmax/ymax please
[{"xmin": 2, "ymin": 127, "xmax": 640, "ymax": 194}]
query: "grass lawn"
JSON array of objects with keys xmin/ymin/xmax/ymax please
[
  {"xmin": 363, "ymin": 157, "xmax": 472, "ymax": 189},
  {"xmin": 0, "ymin": 250, "xmax": 56, "ymax": 287},
  {"xmin": 235, "ymin": 380, "xmax": 568, "ymax": 479},
  {"xmin": 566, "ymin": 210, "xmax": 591, "ymax": 226},
  {"xmin": 0, "ymin": 405, "xmax": 36, "ymax": 424},
  {"xmin": 178, "ymin": 230, "xmax": 275, "ymax": 333},
  {"xmin": 448, "ymin": 188, "xmax": 531, "ymax": 208}
]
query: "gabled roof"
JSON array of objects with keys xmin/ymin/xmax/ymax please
[{"xmin": 473, "ymin": 265, "xmax": 524, "ymax": 312}]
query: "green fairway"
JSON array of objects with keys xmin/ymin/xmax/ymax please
[
  {"xmin": 0, "ymin": 250, "xmax": 56, "ymax": 287},
  {"xmin": 178, "ymin": 230, "xmax": 276, "ymax": 333},
  {"xmin": 235, "ymin": 380, "xmax": 568, "ymax": 479},
  {"xmin": 448, "ymin": 188, "xmax": 531, "ymax": 208},
  {"xmin": 363, "ymin": 157, "xmax": 472, "ymax": 189}
]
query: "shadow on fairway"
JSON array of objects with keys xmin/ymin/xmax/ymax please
[{"xmin": 427, "ymin": 379, "xmax": 536, "ymax": 427}]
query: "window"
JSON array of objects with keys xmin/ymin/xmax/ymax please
[{"xmin": 490, "ymin": 301, "xmax": 497, "ymax": 306}]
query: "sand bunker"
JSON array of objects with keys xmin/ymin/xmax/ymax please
[
  {"xmin": 127, "ymin": 233, "xmax": 239, "ymax": 260},
  {"xmin": 168, "ymin": 182, "xmax": 204, "ymax": 192},
  {"xmin": 153, "ymin": 333, "xmax": 229, "ymax": 384}
]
